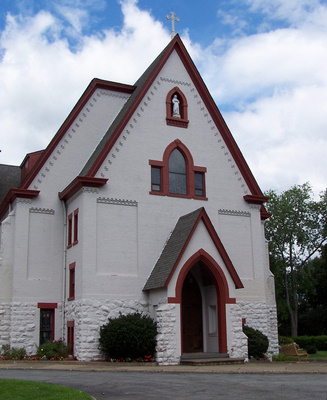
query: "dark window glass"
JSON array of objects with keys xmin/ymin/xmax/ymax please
[
  {"xmin": 73, "ymin": 212, "xmax": 78, "ymax": 244},
  {"xmin": 169, "ymin": 149, "xmax": 187, "ymax": 195},
  {"xmin": 67, "ymin": 214, "xmax": 72, "ymax": 247},
  {"xmin": 67, "ymin": 325, "xmax": 74, "ymax": 356},
  {"xmin": 40, "ymin": 309, "xmax": 53, "ymax": 345},
  {"xmin": 195, "ymin": 172, "xmax": 204, "ymax": 196},
  {"xmin": 151, "ymin": 167, "xmax": 161, "ymax": 192},
  {"xmin": 69, "ymin": 267, "xmax": 75, "ymax": 300}
]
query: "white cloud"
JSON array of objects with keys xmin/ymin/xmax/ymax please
[
  {"xmin": 224, "ymin": 84, "xmax": 327, "ymax": 196},
  {"xmin": 0, "ymin": 0, "xmax": 326, "ymax": 198},
  {"xmin": 193, "ymin": 1, "xmax": 327, "ymax": 196},
  {"xmin": 0, "ymin": 0, "xmax": 170, "ymax": 166},
  {"xmin": 55, "ymin": 5, "xmax": 89, "ymax": 34}
]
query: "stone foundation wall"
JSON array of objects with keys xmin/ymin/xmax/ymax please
[
  {"xmin": 0, "ymin": 304, "xmax": 11, "ymax": 352},
  {"xmin": 228, "ymin": 303, "xmax": 248, "ymax": 359},
  {"xmin": 239, "ymin": 301, "xmax": 279, "ymax": 359},
  {"xmin": 10, "ymin": 302, "xmax": 38, "ymax": 355},
  {"xmin": 0, "ymin": 299, "xmax": 279, "ymax": 364},
  {"xmin": 155, "ymin": 303, "xmax": 179, "ymax": 365},
  {"xmin": 0, "ymin": 302, "xmax": 63, "ymax": 356},
  {"xmin": 65, "ymin": 298, "xmax": 149, "ymax": 361}
]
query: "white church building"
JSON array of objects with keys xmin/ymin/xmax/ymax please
[{"xmin": 0, "ymin": 35, "xmax": 278, "ymax": 364}]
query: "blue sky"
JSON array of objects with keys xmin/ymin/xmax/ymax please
[{"xmin": 0, "ymin": 0, "xmax": 326, "ymax": 197}]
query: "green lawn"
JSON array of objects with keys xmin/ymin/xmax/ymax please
[
  {"xmin": 309, "ymin": 351, "xmax": 327, "ymax": 359},
  {"xmin": 0, "ymin": 379, "xmax": 93, "ymax": 400}
]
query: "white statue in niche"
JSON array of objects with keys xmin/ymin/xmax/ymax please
[{"xmin": 172, "ymin": 94, "xmax": 181, "ymax": 118}]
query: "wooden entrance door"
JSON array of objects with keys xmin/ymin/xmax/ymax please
[{"xmin": 182, "ymin": 272, "xmax": 203, "ymax": 353}]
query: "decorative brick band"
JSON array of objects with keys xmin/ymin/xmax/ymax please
[
  {"xmin": 99, "ymin": 90, "xmax": 130, "ymax": 100},
  {"xmin": 218, "ymin": 209, "xmax": 251, "ymax": 217},
  {"xmin": 29, "ymin": 208, "xmax": 55, "ymax": 215},
  {"xmin": 160, "ymin": 77, "xmax": 191, "ymax": 87},
  {"xmin": 97, "ymin": 198, "xmax": 138, "ymax": 207}
]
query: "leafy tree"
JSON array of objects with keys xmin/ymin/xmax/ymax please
[
  {"xmin": 264, "ymin": 183, "xmax": 327, "ymax": 337},
  {"xmin": 297, "ymin": 246, "xmax": 327, "ymax": 335}
]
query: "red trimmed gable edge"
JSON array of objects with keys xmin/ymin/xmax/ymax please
[
  {"xmin": 81, "ymin": 36, "xmax": 268, "ymax": 210},
  {"xmin": 165, "ymin": 207, "xmax": 243, "ymax": 290},
  {"xmin": 7, "ymin": 36, "xmax": 269, "ymax": 217},
  {"xmin": 59, "ymin": 176, "xmax": 108, "ymax": 202},
  {"xmin": 0, "ymin": 189, "xmax": 39, "ymax": 221},
  {"xmin": 20, "ymin": 79, "xmax": 135, "ymax": 190}
]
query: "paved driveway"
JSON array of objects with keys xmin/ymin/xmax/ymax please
[{"xmin": 0, "ymin": 369, "xmax": 326, "ymax": 400}]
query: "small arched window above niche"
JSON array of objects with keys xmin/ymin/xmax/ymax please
[{"xmin": 166, "ymin": 87, "xmax": 189, "ymax": 128}]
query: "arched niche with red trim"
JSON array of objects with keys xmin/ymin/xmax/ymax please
[
  {"xmin": 166, "ymin": 87, "xmax": 189, "ymax": 128},
  {"xmin": 168, "ymin": 249, "xmax": 236, "ymax": 354}
]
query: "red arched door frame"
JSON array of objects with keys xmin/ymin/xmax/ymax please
[{"xmin": 168, "ymin": 249, "xmax": 236, "ymax": 354}]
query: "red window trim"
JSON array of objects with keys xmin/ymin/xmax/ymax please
[
  {"xmin": 68, "ymin": 262, "xmax": 76, "ymax": 301},
  {"xmin": 67, "ymin": 321, "xmax": 75, "ymax": 356},
  {"xmin": 67, "ymin": 208, "xmax": 79, "ymax": 248},
  {"xmin": 149, "ymin": 139, "xmax": 207, "ymax": 200},
  {"xmin": 37, "ymin": 303, "xmax": 58, "ymax": 309},
  {"xmin": 38, "ymin": 303, "xmax": 57, "ymax": 344}
]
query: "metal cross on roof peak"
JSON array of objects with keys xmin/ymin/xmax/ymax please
[{"xmin": 166, "ymin": 11, "xmax": 180, "ymax": 39}]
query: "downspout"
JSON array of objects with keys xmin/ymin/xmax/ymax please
[{"xmin": 61, "ymin": 199, "xmax": 68, "ymax": 342}]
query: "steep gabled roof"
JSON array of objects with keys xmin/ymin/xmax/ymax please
[
  {"xmin": 1, "ymin": 35, "xmax": 269, "ymax": 219},
  {"xmin": 19, "ymin": 79, "xmax": 135, "ymax": 190},
  {"xmin": 79, "ymin": 39, "xmax": 172, "ymax": 177},
  {"xmin": 143, "ymin": 207, "xmax": 243, "ymax": 291},
  {"xmin": 0, "ymin": 164, "xmax": 21, "ymax": 204},
  {"xmin": 79, "ymin": 35, "xmax": 267, "ymax": 204}
]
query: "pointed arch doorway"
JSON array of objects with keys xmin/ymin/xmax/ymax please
[
  {"xmin": 182, "ymin": 270, "xmax": 204, "ymax": 353},
  {"xmin": 181, "ymin": 262, "xmax": 219, "ymax": 354},
  {"xmin": 172, "ymin": 249, "xmax": 234, "ymax": 355}
]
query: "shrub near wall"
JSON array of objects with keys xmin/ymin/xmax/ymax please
[
  {"xmin": 99, "ymin": 313, "xmax": 157, "ymax": 360},
  {"xmin": 243, "ymin": 325, "xmax": 269, "ymax": 359}
]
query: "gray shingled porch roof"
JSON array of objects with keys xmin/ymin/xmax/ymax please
[{"xmin": 143, "ymin": 208, "xmax": 203, "ymax": 291}]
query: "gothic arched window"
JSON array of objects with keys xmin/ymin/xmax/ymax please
[
  {"xmin": 149, "ymin": 139, "xmax": 207, "ymax": 200},
  {"xmin": 169, "ymin": 149, "xmax": 187, "ymax": 195}
]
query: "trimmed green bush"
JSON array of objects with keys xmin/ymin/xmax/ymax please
[
  {"xmin": 99, "ymin": 312, "xmax": 157, "ymax": 360},
  {"xmin": 292, "ymin": 335, "xmax": 327, "ymax": 353},
  {"xmin": 36, "ymin": 339, "xmax": 70, "ymax": 360},
  {"xmin": 243, "ymin": 325, "xmax": 269, "ymax": 359},
  {"xmin": 315, "ymin": 336, "xmax": 327, "ymax": 350}
]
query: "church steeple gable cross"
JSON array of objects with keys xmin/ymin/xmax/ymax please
[{"xmin": 166, "ymin": 11, "xmax": 180, "ymax": 39}]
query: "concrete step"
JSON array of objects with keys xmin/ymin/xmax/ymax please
[
  {"xmin": 180, "ymin": 353, "xmax": 244, "ymax": 366},
  {"xmin": 181, "ymin": 352, "xmax": 229, "ymax": 360},
  {"xmin": 180, "ymin": 358, "xmax": 245, "ymax": 366}
]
